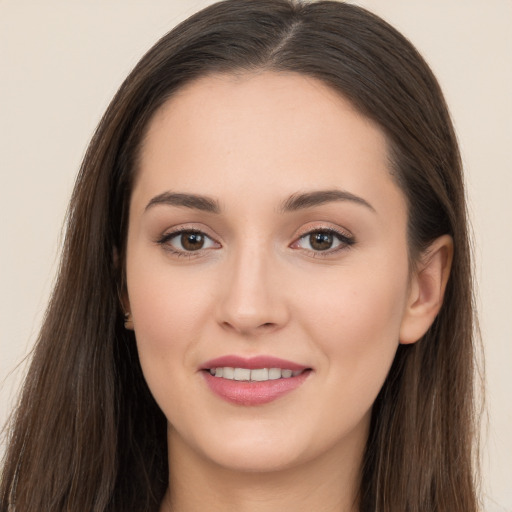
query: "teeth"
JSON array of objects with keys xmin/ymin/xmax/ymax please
[
  {"xmin": 223, "ymin": 367, "xmax": 235, "ymax": 379},
  {"xmin": 233, "ymin": 368, "xmax": 251, "ymax": 381},
  {"xmin": 268, "ymin": 368, "xmax": 281, "ymax": 380},
  {"xmin": 209, "ymin": 367, "xmax": 303, "ymax": 381},
  {"xmin": 250, "ymin": 368, "xmax": 269, "ymax": 381}
]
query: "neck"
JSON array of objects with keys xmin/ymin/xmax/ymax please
[{"xmin": 161, "ymin": 424, "xmax": 366, "ymax": 512}]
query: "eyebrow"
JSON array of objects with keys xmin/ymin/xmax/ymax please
[
  {"xmin": 144, "ymin": 188, "xmax": 375, "ymax": 215},
  {"xmin": 279, "ymin": 189, "xmax": 376, "ymax": 214},
  {"xmin": 145, "ymin": 192, "xmax": 220, "ymax": 213}
]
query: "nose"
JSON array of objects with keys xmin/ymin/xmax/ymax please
[{"xmin": 215, "ymin": 244, "xmax": 290, "ymax": 336}]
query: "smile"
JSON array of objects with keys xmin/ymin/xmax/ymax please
[
  {"xmin": 208, "ymin": 367, "xmax": 303, "ymax": 381},
  {"xmin": 201, "ymin": 356, "xmax": 312, "ymax": 406}
]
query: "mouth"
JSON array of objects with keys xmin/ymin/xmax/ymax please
[
  {"xmin": 206, "ymin": 367, "xmax": 305, "ymax": 381},
  {"xmin": 200, "ymin": 356, "xmax": 312, "ymax": 406}
]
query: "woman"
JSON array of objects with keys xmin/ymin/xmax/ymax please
[{"xmin": 0, "ymin": 0, "xmax": 480, "ymax": 510}]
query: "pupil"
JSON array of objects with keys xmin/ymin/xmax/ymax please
[
  {"xmin": 310, "ymin": 232, "xmax": 333, "ymax": 251},
  {"xmin": 182, "ymin": 232, "xmax": 204, "ymax": 251}
]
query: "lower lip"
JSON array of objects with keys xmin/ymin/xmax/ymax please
[{"xmin": 202, "ymin": 370, "xmax": 311, "ymax": 406}]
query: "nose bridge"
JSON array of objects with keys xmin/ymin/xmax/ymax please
[{"xmin": 217, "ymin": 237, "xmax": 287, "ymax": 334}]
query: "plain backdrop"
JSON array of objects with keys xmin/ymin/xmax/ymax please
[{"xmin": 1, "ymin": 1, "xmax": 511, "ymax": 509}]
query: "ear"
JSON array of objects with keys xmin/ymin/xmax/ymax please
[{"xmin": 399, "ymin": 235, "xmax": 453, "ymax": 344}]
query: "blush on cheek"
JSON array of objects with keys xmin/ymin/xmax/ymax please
[{"xmin": 306, "ymin": 277, "xmax": 405, "ymax": 364}]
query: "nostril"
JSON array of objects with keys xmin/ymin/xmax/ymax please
[{"xmin": 220, "ymin": 320, "xmax": 277, "ymax": 334}]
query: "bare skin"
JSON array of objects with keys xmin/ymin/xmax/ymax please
[{"xmin": 123, "ymin": 71, "xmax": 452, "ymax": 512}]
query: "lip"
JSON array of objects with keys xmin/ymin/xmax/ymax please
[
  {"xmin": 200, "ymin": 355, "xmax": 312, "ymax": 406},
  {"xmin": 201, "ymin": 355, "xmax": 309, "ymax": 372}
]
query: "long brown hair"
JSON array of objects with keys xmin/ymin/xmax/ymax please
[{"xmin": 1, "ymin": 1, "xmax": 480, "ymax": 510}]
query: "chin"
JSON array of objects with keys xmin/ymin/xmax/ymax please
[
  {"xmin": 172, "ymin": 416, "xmax": 313, "ymax": 474},
  {"xmin": 205, "ymin": 439, "xmax": 305, "ymax": 474},
  {"xmin": 177, "ymin": 411, "xmax": 366, "ymax": 476}
]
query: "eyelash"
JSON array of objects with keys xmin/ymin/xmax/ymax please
[
  {"xmin": 155, "ymin": 226, "xmax": 355, "ymax": 258},
  {"xmin": 155, "ymin": 228, "xmax": 218, "ymax": 258},
  {"xmin": 292, "ymin": 227, "xmax": 356, "ymax": 257}
]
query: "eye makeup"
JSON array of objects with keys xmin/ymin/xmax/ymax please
[{"xmin": 154, "ymin": 222, "xmax": 356, "ymax": 260}]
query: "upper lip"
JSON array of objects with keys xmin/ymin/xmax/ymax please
[{"xmin": 200, "ymin": 355, "xmax": 310, "ymax": 372}]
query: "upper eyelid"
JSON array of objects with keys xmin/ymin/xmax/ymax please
[
  {"xmin": 296, "ymin": 230, "xmax": 353, "ymax": 244},
  {"xmin": 158, "ymin": 224, "xmax": 220, "ymax": 240},
  {"xmin": 158, "ymin": 228, "xmax": 219, "ymax": 246},
  {"xmin": 294, "ymin": 224, "xmax": 354, "ymax": 240}
]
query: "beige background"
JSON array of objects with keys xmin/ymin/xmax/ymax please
[{"xmin": 1, "ymin": 0, "xmax": 511, "ymax": 509}]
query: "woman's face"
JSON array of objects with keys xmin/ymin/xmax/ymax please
[{"xmin": 125, "ymin": 71, "xmax": 415, "ymax": 473}]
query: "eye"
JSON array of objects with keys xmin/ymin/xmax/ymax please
[
  {"xmin": 292, "ymin": 228, "xmax": 355, "ymax": 253},
  {"xmin": 157, "ymin": 229, "xmax": 219, "ymax": 254}
]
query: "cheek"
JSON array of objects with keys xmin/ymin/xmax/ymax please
[
  {"xmin": 124, "ymin": 255, "xmax": 219, "ymax": 405},
  {"xmin": 127, "ymin": 257, "xmax": 214, "ymax": 345},
  {"xmin": 297, "ymin": 273, "xmax": 407, "ymax": 447},
  {"xmin": 297, "ymin": 256, "xmax": 409, "ymax": 393},
  {"xmin": 303, "ymin": 266, "xmax": 407, "ymax": 335},
  {"xmin": 125, "ymin": 263, "xmax": 218, "ymax": 426}
]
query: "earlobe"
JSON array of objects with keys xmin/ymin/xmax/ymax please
[
  {"xmin": 124, "ymin": 312, "xmax": 134, "ymax": 330},
  {"xmin": 399, "ymin": 235, "xmax": 453, "ymax": 344}
]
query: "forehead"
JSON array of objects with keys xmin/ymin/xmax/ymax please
[{"xmin": 134, "ymin": 71, "xmax": 405, "ymax": 220}]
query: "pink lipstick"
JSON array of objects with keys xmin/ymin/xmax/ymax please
[{"xmin": 200, "ymin": 355, "xmax": 311, "ymax": 406}]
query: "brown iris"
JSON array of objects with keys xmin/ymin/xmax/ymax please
[
  {"xmin": 309, "ymin": 231, "xmax": 334, "ymax": 251},
  {"xmin": 181, "ymin": 232, "xmax": 205, "ymax": 251}
]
